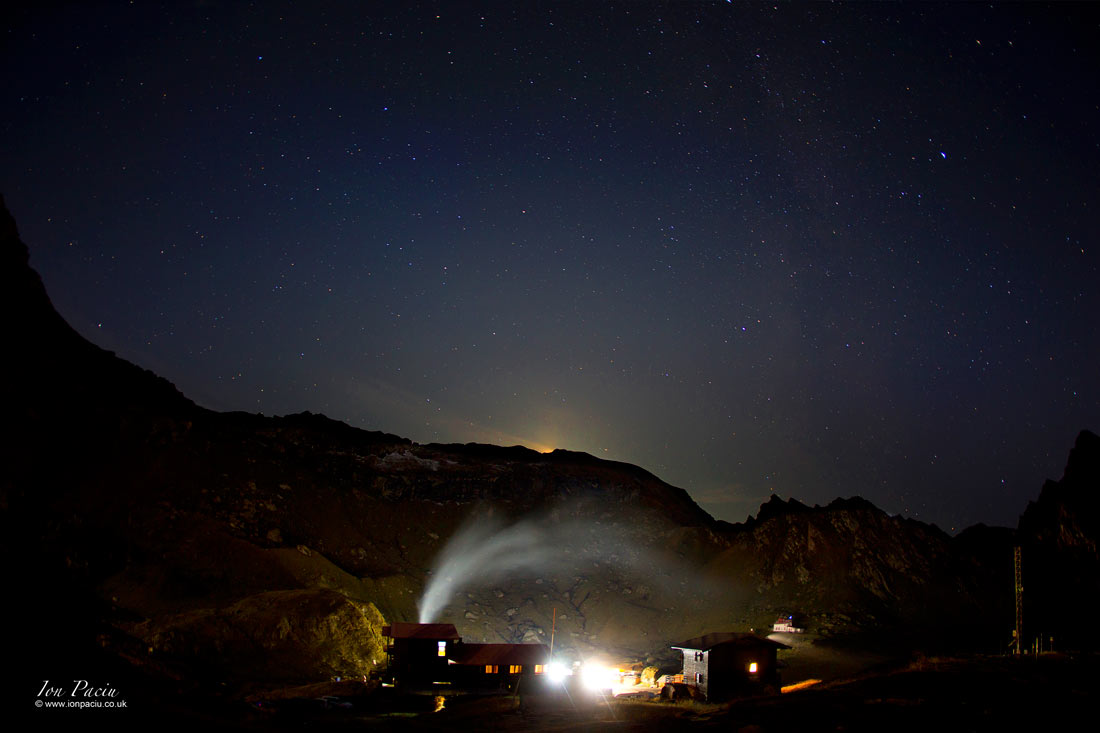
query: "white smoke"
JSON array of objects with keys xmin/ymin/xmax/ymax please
[
  {"xmin": 418, "ymin": 516, "xmax": 562, "ymax": 623},
  {"xmin": 417, "ymin": 508, "xmax": 722, "ymax": 624}
]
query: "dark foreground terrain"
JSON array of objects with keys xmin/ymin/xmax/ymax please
[
  {"xmin": 257, "ymin": 653, "xmax": 1100, "ymax": 732},
  {"xmin": 28, "ymin": 652, "xmax": 1094, "ymax": 732}
]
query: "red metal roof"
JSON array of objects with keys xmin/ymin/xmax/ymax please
[
  {"xmin": 449, "ymin": 643, "xmax": 550, "ymax": 666},
  {"xmin": 383, "ymin": 622, "xmax": 460, "ymax": 640}
]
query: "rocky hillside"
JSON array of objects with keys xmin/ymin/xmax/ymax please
[
  {"xmin": 0, "ymin": 194, "xmax": 725, "ymax": 685},
  {"xmin": 701, "ymin": 496, "xmax": 1013, "ymax": 648},
  {"xmin": 1017, "ymin": 429, "xmax": 1100, "ymax": 648},
  {"xmin": 2, "ymin": 195, "xmax": 1093, "ymax": 696}
]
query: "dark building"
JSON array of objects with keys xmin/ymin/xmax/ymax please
[
  {"xmin": 671, "ymin": 632, "xmax": 789, "ymax": 701},
  {"xmin": 448, "ymin": 643, "xmax": 551, "ymax": 691},
  {"xmin": 383, "ymin": 622, "xmax": 460, "ymax": 686},
  {"xmin": 383, "ymin": 623, "xmax": 550, "ymax": 692}
]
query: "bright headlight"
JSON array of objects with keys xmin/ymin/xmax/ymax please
[
  {"xmin": 580, "ymin": 663, "xmax": 618, "ymax": 691},
  {"xmin": 545, "ymin": 661, "xmax": 569, "ymax": 683}
]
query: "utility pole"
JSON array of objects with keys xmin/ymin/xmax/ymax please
[
  {"xmin": 549, "ymin": 607, "xmax": 556, "ymax": 659},
  {"xmin": 1013, "ymin": 546, "xmax": 1024, "ymax": 655}
]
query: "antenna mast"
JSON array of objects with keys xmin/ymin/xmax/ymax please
[
  {"xmin": 1013, "ymin": 545, "xmax": 1024, "ymax": 655},
  {"xmin": 549, "ymin": 607, "xmax": 557, "ymax": 658}
]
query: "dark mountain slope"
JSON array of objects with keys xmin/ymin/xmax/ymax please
[
  {"xmin": 1017, "ymin": 429, "xmax": 1100, "ymax": 648},
  {"xmin": 2, "ymin": 194, "xmax": 1090, "ymax": 698},
  {"xmin": 700, "ymin": 495, "xmax": 1011, "ymax": 650},
  {"xmin": 0, "ymin": 195, "xmax": 720, "ymax": 684}
]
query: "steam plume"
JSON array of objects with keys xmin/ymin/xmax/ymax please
[
  {"xmin": 418, "ymin": 508, "xmax": 723, "ymax": 624},
  {"xmin": 419, "ymin": 516, "xmax": 561, "ymax": 623}
]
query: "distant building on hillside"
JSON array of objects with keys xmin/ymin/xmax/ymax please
[
  {"xmin": 772, "ymin": 614, "xmax": 805, "ymax": 633},
  {"xmin": 671, "ymin": 632, "xmax": 789, "ymax": 701},
  {"xmin": 383, "ymin": 622, "xmax": 460, "ymax": 686}
]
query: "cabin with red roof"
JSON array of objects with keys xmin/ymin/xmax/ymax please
[
  {"xmin": 383, "ymin": 622, "xmax": 461, "ymax": 686},
  {"xmin": 383, "ymin": 622, "xmax": 550, "ymax": 691},
  {"xmin": 448, "ymin": 643, "xmax": 551, "ymax": 691}
]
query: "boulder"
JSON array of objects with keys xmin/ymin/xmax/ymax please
[{"xmin": 133, "ymin": 589, "xmax": 386, "ymax": 683}]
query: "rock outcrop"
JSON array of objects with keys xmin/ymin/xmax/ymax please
[{"xmin": 133, "ymin": 589, "xmax": 387, "ymax": 683}]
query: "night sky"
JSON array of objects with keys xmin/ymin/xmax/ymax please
[{"xmin": 4, "ymin": 2, "xmax": 1098, "ymax": 532}]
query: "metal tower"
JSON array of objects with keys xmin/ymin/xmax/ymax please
[{"xmin": 1013, "ymin": 545, "xmax": 1023, "ymax": 655}]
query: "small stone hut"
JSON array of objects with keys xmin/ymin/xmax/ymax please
[{"xmin": 671, "ymin": 632, "xmax": 789, "ymax": 701}]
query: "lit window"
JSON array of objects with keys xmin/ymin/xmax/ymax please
[
  {"xmin": 485, "ymin": 665, "xmax": 498, "ymax": 674},
  {"xmin": 748, "ymin": 662, "xmax": 758, "ymax": 674},
  {"xmin": 535, "ymin": 664, "xmax": 544, "ymax": 675},
  {"xmin": 509, "ymin": 665, "xmax": 522, "ymax": 674},
  {"xmin": 437, "ymin": 641, "xmax": 446, "ymax": 657}
]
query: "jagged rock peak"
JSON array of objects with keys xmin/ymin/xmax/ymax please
[
  {"xmin": 1017, "ymin": 428, "xmax": 1099, "ymax": 549},
  {"xmin": 1063, "ymin": 429, "xmax": 1100, "ymax": 489},
  {"xmin": 751, "ymin": 494, "xmax": 887, "ymax": 527},
  {"xmin": 825, "ymin": 496, "xmax": 883, "ymax": 514},
  {"xmin": 750, "ymin": 494, "xmax": 811, "ymax": 525},
  {"xmin": 1024, "ymin": 429, "xmax": 1099, "ymax": 514}
]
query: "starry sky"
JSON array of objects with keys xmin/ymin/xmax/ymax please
[{"xmin": 4, "ymin": 1, "xmax": 1098, "ymax": 532}]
